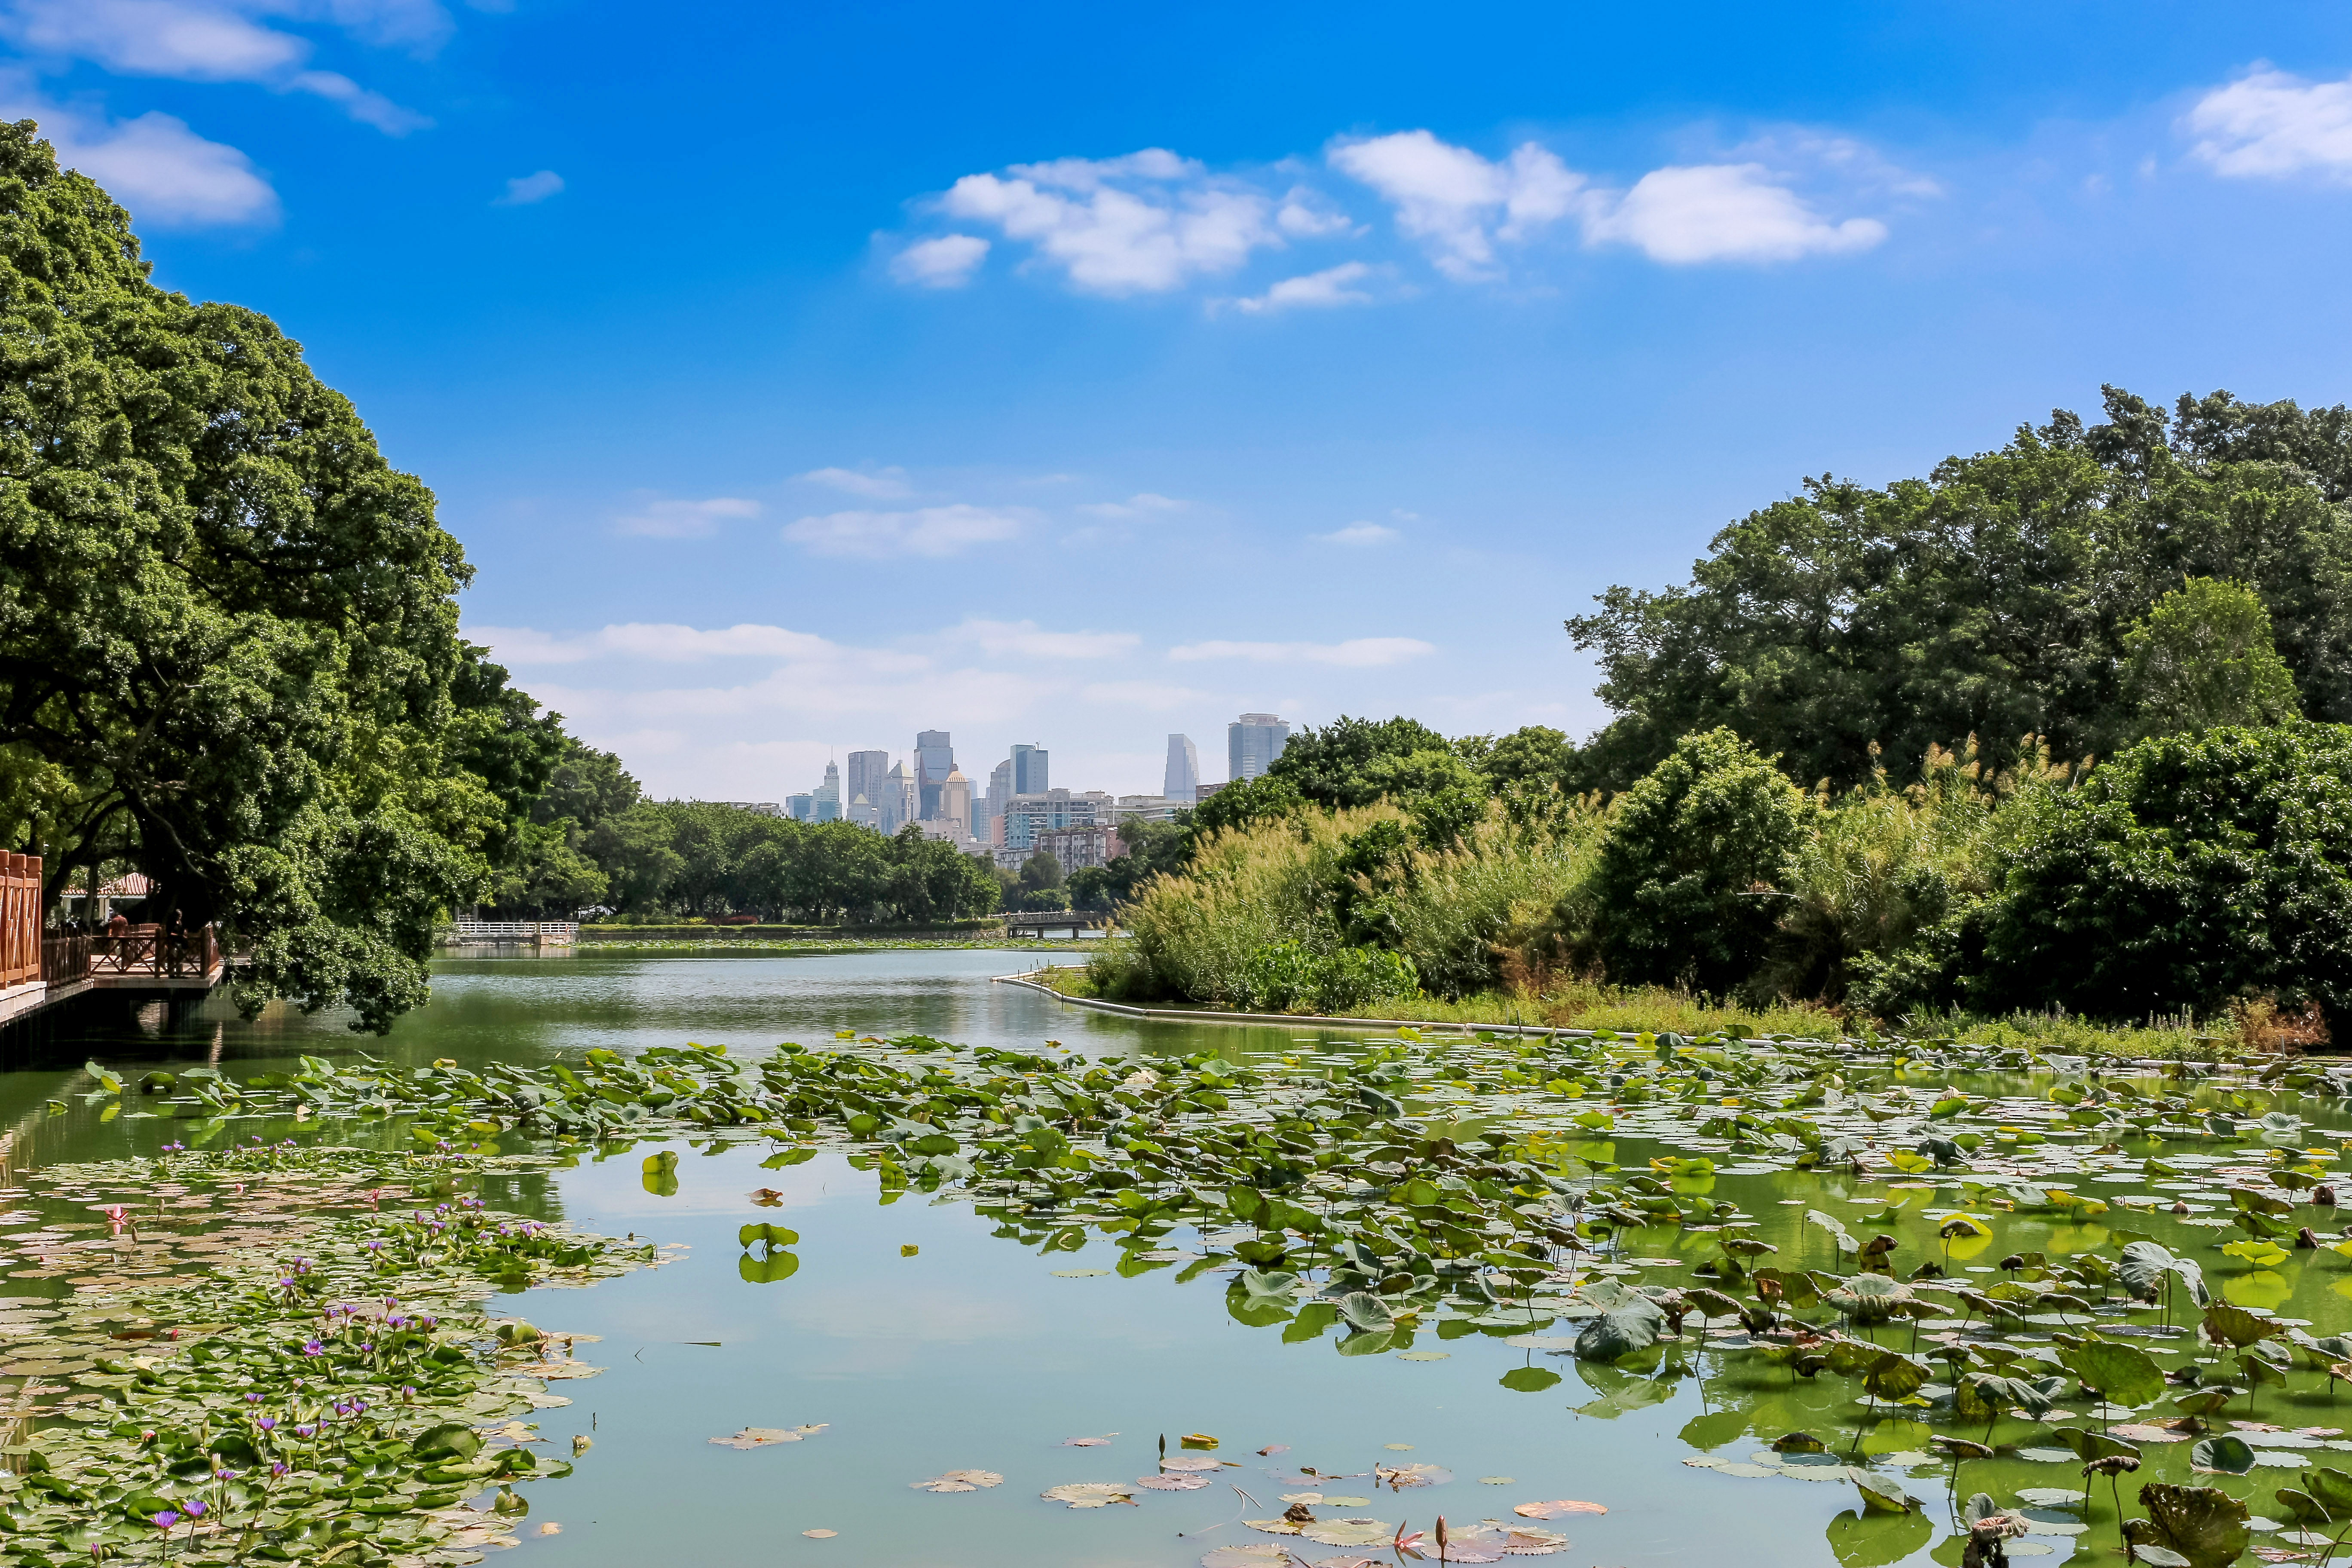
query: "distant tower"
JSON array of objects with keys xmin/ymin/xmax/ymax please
[
  {"xmin": 846, "ymin": 750, "xmax": 888, "ymax": 826},
  {"xmin": 879, "ymin": 761, "xmax": 916, "ymax": 833},
  {"xmin": 980, "ymin": 757, "xmax": 1012, "ymax": 838},
  {"xmin": 915, "ymin": 730, "xmax": 954, "ymax": 820},
  {"xmin": 814, "ymin": 761, "xmax": 841, "ymax": 822},
  {"xmin": 940, "ymin": 767, "xmax": 973, "ymax": 835},
  {"xmin": 1163, "ymin": 734, "xmax": 1199, "ymax": 800},
  {"xmin": 1228, "ymin": 714, "xmax": 1290, "ymax": 782},
  {"xmin": 1011, "ymin": 742, "xmax": 1048, "ymax": 796}
]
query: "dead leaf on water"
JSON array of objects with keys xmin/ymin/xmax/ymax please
[
  {"xmin": 1200, "ymin": 1547, "xmax": 1290, "ymax": 1568},
  {"xmin": 911, "ymin": 1470, "xmax": 1003, "ymax": 1492},
  {"xmin": 802, "ymin": 1528, "xmax": 836, "ymax": 1539},
  {"xmin": 536, "ymin": 1524, "xmax": 561, "ymax": 1536},
  {"xmin": 1134, "ymin": 1473, "xmax": 1212, "ymax": 1490},
  {"xmin": 1160, "ymin": 1455, "xmax": 1223, "ymax": 1472},
  {"xmin": 1512, "ymin": 1501, "xmax": 1606, "ymax": 1519},
  {"xmin": 1042, "ymin": 1482, "xmax": 1137, "ymax": 1508},
  {"xmin": 1061, "ymin": 1435, "xmax": 1115, "ymax": 1446},
  {"xmin": 709, "ymin": 1424, "xmax": 827, "ymax": 1449}
]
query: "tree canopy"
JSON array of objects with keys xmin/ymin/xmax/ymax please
[
  {"xmin": 1568, "ymin": 386, "xmax": 2352, "ymax": 790},
  {"xmin": 0, "ymin": 120, "xmax": 514, "ymax": 1030}
]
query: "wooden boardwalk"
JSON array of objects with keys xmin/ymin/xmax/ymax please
[{"xmin": 0, "ymin": 855, "xmax": 224, "ymax": 1029}]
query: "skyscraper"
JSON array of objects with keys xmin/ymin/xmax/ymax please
[
  {"xmin": 1163, "ymin": 734, "xmax": 1199, "ymax": 800},
  {"xmin": 1228, "ymin": 714, "xmax": 1290, "ymax": 782},
  {"xmin": 881, "ymin": 760, "xmax": 916, "ymax": 833},
  {"xmin": 814, "ymin": 761, "xmax": 841, "ymax": 822},
  {"xmin": 979, "ymin": 757, "xmax": 1011, "ymax": 840},
  {"xmin": 1011, "ymin": 743, "xmax": 1048, "ymax": 796},
  {"xmin": 940, "ymin": 767, "xmax": 973, "ymax": 835},
  {"xmin": 915, "ymin": 730, "xmax": 954, "ymax": 820},
  {"xmin": 845, "ymin": 750, "xmax": 889, "ymax": 828}
]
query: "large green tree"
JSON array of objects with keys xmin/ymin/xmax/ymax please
[
  {"xmin": 0, "ymin": 120, "xmax": 510, "ymax": 1030},
  {"xmin": 1568, "ymin": 387, "xmax": 2352, "ymax": 790}
]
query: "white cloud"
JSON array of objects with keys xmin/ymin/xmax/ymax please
[
  {"xmin": 796, "ymin": 466, "xmax": 913, "ymax": 499},
  {"xmin": 1074, "ymin": 492, "xmax": 1187, "ymax": 518},
  {"xmin": 935, "ymin": 148, "xmax": 1281, "ymax": 294},
  {"xmin": 2184, "ymin": 66, "xmax": 2352, "ymax": 181},
  {"xmin": 1226, "ymin": 261, "xmax": 1374, "ymax": 314},
  {"xmin": 1079, "ymin": 679, "xmax": 1207, "ymax": 710},
  {"xmin": 951, "ymin": 619, "xmax": 1141, "ymax": 659},
  {"xmin": 1583, "ymin": 163, "xmax": 1884, "ymax": 263},
  {"xmin": 612, "ymin": 495, "xmax": 760, "ymax": 539},
  {"xmin": 470, "ymin": 622, "xmax": 843, "ymax": 665},
  {"xmin": 783, "ymin": 503, "xmax": 1028, "ymax": 559},
  {"xmin": 1335, "ymin": 127, "xmax": 1888, "ymax": 272},
  {"xmin": 0, "ymin": 0, "xmax": 435, "ymax": 131},
  {"xmin": 1169, "ymin": 637, "xmax": 1436, "ymax": 668},
  {"xmin": 1313, "ymin": 521, "xmax": 1399, "ymax": 545},
  {"xmin": 1274, "ymin": 186, "xmax": 1354, "ymax": 236},
  {"xmin": 494, "ymin": 168, "xmax": 562, "ymax": 205},
  {"xmin": 7, "ymin": 89, "xmax": 278, "ymax": 226},
  {"xmin": 891, "ymin": 232, "xmax": 989, "ymax": 287},
  {"xmin": 974, "ymin": 626, "xmax": 1108, "ymax": 662},
  {"xmin": 1329, "ymin": 130, "xmax": 1583, "ymax": 279}
]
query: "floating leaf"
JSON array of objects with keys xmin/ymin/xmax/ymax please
[
  {"xmin": 1041, "ymin": 1482, "xmax": 1137, "ymax": 1508},
  {"xmin": 1298, "ymin": 1518, "xmax": 1398, "ymax": 1547},
  {"xmin": 2191, "ymin": 1436, "xmax": 2257, "ymax": 1476},
  {"xmin": 910, "ymin": 1470, "xmax": 1003, "ymax": 1493},
  {"xmin": 1512, "ymin": 1501, "xmax": 1606, "ymax": 1518},
  {"xmin": 709, "ymin": 1425, "xmax": 825, "ymax": 1449}
]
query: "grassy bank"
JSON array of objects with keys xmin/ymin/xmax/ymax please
[{"xmin": 1027, "ymin": 959, "xmax": 2243, "ymax": 1060}]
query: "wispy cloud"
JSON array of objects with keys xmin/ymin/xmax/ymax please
[
  {"xmin": 890, "ymin": 233, "xmax": 989, "ymax": 287},
  {"xmin": 1169, "ymin": 637, "xmax": 1435, "ymax": 667},
  {"xmin": 951, "ymin": 619, "xmax": 1141, "ymax": 658},
  {"xmin": 783, "ymin": 503, "xmax": 1029, "ymax": 558},
  {"xmin": 1074, "ymin": 492, "xmax": 1187, "ymax": 518},
  {"xmin": 2184, "ymin": 66, "xmax": 2352, "ymax": 181},
  {"xmin": 1225, "ymin": 261, "xmax": 1375, "ymax": 314},
  {"xmin": 1313, "ymin": 521, "xmax": 1399, "ymax": 545},
  {"xmin": 1, "ymin": 0, "xmax": 435, "ymax": 132},
  {"xmin": 796, "ymin": 466, "xmax": 914, "ymax": 499},
  {"xmin": 0, "ymin": 79, "xmax": 277, "ymax": 226},
  {"xmin": 613, "ymin": 495, "xmax": 760, "ymax": 539},
  {"xmin": 470, "ymin": 622, "xmax": 844, "ymax": 665},
  {"xmin": 1583, "ymin": 163, "xmax": 1885, "ymax": 263},
  {"xmin": 495, "ymin": 168, "xmax": 563, "ymax": 205}
]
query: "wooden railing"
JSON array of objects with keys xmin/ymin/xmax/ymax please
[
  {"xmin": 91, "ymin": 926, "xmax": 219, "ymax": 979},
  {"xmin": 40, "ymin": 933, "xmax": 89, "ymax": 986},
  {"xmin": 0, "ymin": 854, "xmax": 37, "ymax": 988}
]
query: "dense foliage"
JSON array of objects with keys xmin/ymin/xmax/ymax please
[
  {"xmin": 0, "ymin": 121, "xmax": 543, "ymax": 1029},
  {"xmin": 1567, "ymin": 388, "xmax": 2352, "ymax": 791}
]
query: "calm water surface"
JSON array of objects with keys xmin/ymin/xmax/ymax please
[{"xmin": 7, "ymin": 949, "xmax": 2351, "ymax": 1568}]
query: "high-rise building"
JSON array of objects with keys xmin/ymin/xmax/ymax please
[
  {"xmin": 813, "ymin": 762, "xmax": 841, "ymax": 822},
  {"xmin": 1163, "ymin": 734, "xmax": 1199, "ymax": 800},
  {"xmin": 978, "ymin": 757, "xmax": 1011, "ymax": 841},
  {"xmin": 881, "ymin": 761, "xmax": 917, "ymax": 834},
  {"xmin": 1229, "ymin": 714, "xmax": 1290, "ymax": 782},
  {"xmin": 845, "ymin": 750, "xmax": 889, "ymax": 828},
  {"xmin": 786, "ymin": 793, "xmax": 814, "ymax": 821},
  {"xmin": 940, "ymin": 766, "xmax": 973, "ymax": 835},
  {"xmin": 1011, "ymin": 742, "xmax": 1048, "ymax": 796},
  {"xmin": 1000, "ymin": 789, "xmax": 1111, "ymax": 851},
  {"xmin": 915, "ymin": 730, "xmax": 954, "ymax": 820}
]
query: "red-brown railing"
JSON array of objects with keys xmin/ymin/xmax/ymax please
[
  {"xmin": 40, "ymin": 933, "xmax": 89, "ymax": 986},
  {"xmin": 1, "ymin": 854, "xmax": 37, "ymax": 988},
  {"xmin": 92, "ymin": 925, "xmax": 218, "ymax": 979}
]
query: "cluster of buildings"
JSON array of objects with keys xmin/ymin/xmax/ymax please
[{"xmin": 770, "ymin": 714, "xmax": 1293, "ymax": 872}]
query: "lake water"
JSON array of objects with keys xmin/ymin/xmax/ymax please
[{"xmin": 7, "ymin": 948, "xmax": 2352, "ymax": 1568}]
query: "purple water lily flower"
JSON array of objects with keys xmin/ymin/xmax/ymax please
[
  {"xmin": 152, "ymin": 1511, "xmax": 179, "ymax": 1531},
  {"xmin": 183, "ymin": 1500, "xmax": 206, "ymax": 1519},
  {"xmin": 301, "ymin": 1339, "xmax": 322, "ymax": 1357}
]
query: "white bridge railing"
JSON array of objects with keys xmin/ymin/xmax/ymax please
[{"xmin": 445, "ymin": 921, "xmax": 578, "ymax": 945}]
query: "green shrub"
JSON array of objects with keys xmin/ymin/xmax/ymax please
[
  {"xmin": 1969, "ymin": 721, "xmax": 2352, "ymax": 1025},
  {"xmin": 1587, "ymin": 728, "xmax": 1813, "ymax": 992},
  {"xmin": 1234, "ymin": 940, "xmax": 1418, "ymax": 1014}
]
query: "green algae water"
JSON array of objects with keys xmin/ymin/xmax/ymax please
[{"xmin": 5, "ymin": 948, "xmax": 2352, "ymax": 1568}]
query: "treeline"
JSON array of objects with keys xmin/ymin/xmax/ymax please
[
  {"xmin": 1095, "ymin": 389, "xmax": 2352, "ymax": 1037},
  {"xmin": 487, "ymin": 776, "xmax": 999, "ymax": 926}
]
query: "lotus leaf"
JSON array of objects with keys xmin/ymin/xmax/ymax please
[{"xmin": 2137, "ymin": 1483, "xmax": 2251, "ymax": 1568}]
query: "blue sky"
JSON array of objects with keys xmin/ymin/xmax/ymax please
[{"xmin": 17, "ymin": 2, "xmax": 2352, "ymax": 800}]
